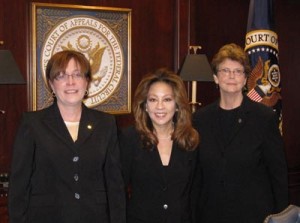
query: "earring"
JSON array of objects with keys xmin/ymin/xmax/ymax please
[{"xmin": 51, "ymin": 91, "xmax": 56, "ymax": 98}]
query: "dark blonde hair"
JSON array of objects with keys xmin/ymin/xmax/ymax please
[
  {"xmin": 45, "ymin": 50, "xmax": 92, "ymax": 87},
  {"xmin": 211, "ymin": 43, "xmax": 251, "ymax": 77},
  {"xmin": 133, "ymin": 68, "xmax": 199, "ymax": 151}
]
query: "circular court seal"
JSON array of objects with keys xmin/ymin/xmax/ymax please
[{"xmin": 41, "ymin": 15, "xmax": 124, "ymax": 108}]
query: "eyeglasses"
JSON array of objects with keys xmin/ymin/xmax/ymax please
[
  {"xmin": 55, "ymin": 72, "xmax": 85, "ymax": 81},
  {"xmin": 217, "ymin": 68, "xmax": 245, "ymax": 77}
]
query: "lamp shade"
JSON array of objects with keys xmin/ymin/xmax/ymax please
[
  {"xmin": 0, "ymin": 50, "xmax": 25, "ymax": 84},
  {"xmin": 179, "ymin": 54, "xmax": 213, "ymax": 82}
]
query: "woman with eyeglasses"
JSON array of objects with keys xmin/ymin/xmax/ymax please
[
  {"xmin": 192, "ymin": 43, "xmax": 288, "ymax": 223},
  {"xmin": 9, "ymin": 50, "xmax": 126, "ymax": 223}
]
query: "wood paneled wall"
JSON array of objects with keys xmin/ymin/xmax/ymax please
[{"xmin": 1, "ymin": 0, "xmax": 300, "ymax": 222}]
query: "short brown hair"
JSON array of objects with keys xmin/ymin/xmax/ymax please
[
  {"xmin": 211, "ymin": 43, "xmax": 251, "ymax": 77},
  {"xmin": 45, "ymin": 50, "xmax": 91, "ymax": 87}
]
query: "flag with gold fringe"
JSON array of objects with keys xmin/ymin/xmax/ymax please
[{"xmin": 245, "ymin": 0, "xmax": 282, "ymax": 133}]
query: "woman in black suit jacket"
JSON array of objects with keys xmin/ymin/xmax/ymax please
[
  {"xmin": 192, "ymin": 43, "xmax": 288, "ymax": 223},
  {"xmin": 9, "ymin": 50, "xmax": 125, "ymax": 223},
  {"xmin": 119, "ymin": 69, "xmax": 199, "ymax": 223}
]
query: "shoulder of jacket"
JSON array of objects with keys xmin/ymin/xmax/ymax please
[
  {"xmin": 120, "ymin": 125, "xmax": 138, "ymax": 138},
  {"xmin": 243, "ymin": 97, "xmax": 275, "ymax": 117},
  {"xmin": 194, "ymin": 102, "xmax": 217, "ymax": 118}
]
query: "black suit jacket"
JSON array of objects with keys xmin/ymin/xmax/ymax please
[
  {"xmin": 9, "ymin": 102, "xmax": 126, "ymax": 223},
  {"xmin": 192, "ymin": 96, "xmax": 288, "ymax": 223},
  {"xmin": 119, "ymin": 126, "xmax": 197, "ymax": 223}
]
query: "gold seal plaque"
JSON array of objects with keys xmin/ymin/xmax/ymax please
[{"xmin": 30, "ymin": 3, "xmax": 131, "ymax": 114}]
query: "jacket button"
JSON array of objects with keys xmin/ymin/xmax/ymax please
[
  {"xmin": 163, "ymin": 204, "xmax": 168, "ymax": 210},
  {"xmin": 74, "ymin": 174, "xmax": 79, "ymax": 181},
  {"xmin": 75, "ymin": 193, "xmax": 80, "ymax": 199},
  {"xmin": 73, "ymin": 156, "xmax": 79, "ymax": 162}
]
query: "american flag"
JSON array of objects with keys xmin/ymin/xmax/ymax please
[{"xmin": 245, "ymin": 0, "xmax": 282, "ymax": 132}]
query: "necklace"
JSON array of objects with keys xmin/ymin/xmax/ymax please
[
  {"xmin": 157, "ymin": 136, "xmax": 171, "ymax": 140},
  {"xmin": 155, "ymin": 123, "xmax": 174, "ymax": 140}
]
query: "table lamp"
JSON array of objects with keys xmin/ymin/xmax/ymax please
[
  {"xmin": 0, "ymin": 49, "xmax": 26, "ymax": 114},
  {"xmin": 179, "ymin": 46, "xmax": 213, "ymax": 112}
]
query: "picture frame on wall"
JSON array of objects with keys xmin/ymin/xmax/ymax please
[{"xmin": 29, "ymin": 2, "xmax": 131, "ymax": 114}]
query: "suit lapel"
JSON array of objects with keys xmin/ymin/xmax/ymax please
[
  {"xmin": 42, "ymin": 103, "xmax": 98, "ymax": 150},
  {"xmin": 168, "ymin": 143, "xmax": 185, "ymax": 168},
  {"xmin": 42, "ymin": 103, "xmax": 74, "ymax": 147},
  {"xmin": 216, "ymin": 96, "xmax": 250, "ymax": 148},
  {"xmin": 226, "ymin": 107, "xmax": 247, "ymax": 146},
  {"xmin": 75, "ymin": 105, "xmax": 98, "ymax": 147},
  {"xmin": 151, "ymin": 143, "xmax": 184, "ymax": 184},
  {"xmin": 210, "ymin": 103, "xmax": 227, "ymax": 152},
  {"xmin": 209, "ymin": 100, "xmax": 248, "ymax": 151},
  {"xmin": 149, "ymin": 142, "xmax": 179, "ymax": 186},
  {"xmin": 225, "ymin": 97, "xmax": 251, "ymax": 147},
  {"xmin": 149, "ymin": 145, "xmax": 166, "ymax": 184}
]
